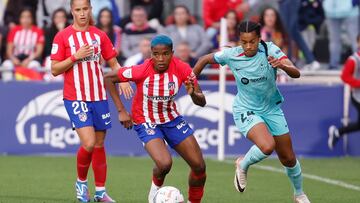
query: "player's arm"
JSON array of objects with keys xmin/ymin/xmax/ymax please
[
  {"xmin": 268, "ymin": 56, "xmax": 300, "ymax": 78},
  {"xmin": 192, "ymin": 53, "xmax": 218, "ymax": 77},
  {"xmin": 107, "ymin": 57, "xmax": 134, "ymax": 99},
  {"xmin": 51, "ymin": 44, "xmax": 93, "ymax": 76},
  {"xmin": 185, "ymin": 74, "xmax": 206, "ymax": 107},
  {"xmin": 6, "ymin": 42, "xmax": 20, "ymax": 65},
  {"xmin": 104, "ymin": 68, "xmax": 133, "ymax": 129}
]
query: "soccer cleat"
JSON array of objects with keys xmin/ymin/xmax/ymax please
[
  {"xmin": 303, "ymin": 61, "xmax": 321, "ymax": 71},
  {"xmin": 328, "ymin": 125, "xmax": 340, "ymax": 150},
  {"xmin": 148, "ymin": 182, "xmax": 160, "ymax": 203},
  {"xmin": 75, "ymin": 180, "xmax": 90, "ymax": 202},
  {"xmin": 294, "ymin": 193, "xmax": 311, "ymax": 203},
  {"xmin": 94, "ymin": 190, "xmax": 116, "ymax": 202},
  {"xmin": 234, "ymin": 157, "xmax": 247, "ymax": 192}
]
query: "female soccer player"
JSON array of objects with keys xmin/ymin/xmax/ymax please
[
  {"xmin": 51, "ymin": 0, "xmax": 132, "ymax": 202},
  {"xmin": 105, "ymin": 35, "xmax": 207, "ymax": 203},
  {"xmin": 192, "ymin": 21, "xmax": 310, "ymax": 203}
]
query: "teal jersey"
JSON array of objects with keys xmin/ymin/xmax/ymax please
[{"xmin": 214, "ymin": 42, "xmax": 286, "ymax": 112}]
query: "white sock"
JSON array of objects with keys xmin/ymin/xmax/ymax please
[
  {"xmin": 96, "ymin": 186, "xmax": 106, "ymax": 192},
  {"xmin": 77, "ymin": 178, "xmax": 87, "ymax": 183}
]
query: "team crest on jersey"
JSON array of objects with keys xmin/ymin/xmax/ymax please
[
  {"xmin": 92, "ymin": 39, "xmax": 99, "ymax": 48},
  {"xmin": 168, "ymin": 82, "xmax": 175, "ymax": 91},
  {"xmin": 146, "ymin": 129, "xmax": 155, "ymax": 135},
  {"xmin": 78, "ymin": 112, "xmax": 88, "ymax": 122}
]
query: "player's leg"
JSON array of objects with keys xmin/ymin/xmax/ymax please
[
  {"xmin": 233, "ymin": 111, "xmax": 275, "ymax": 192},
  {"xmin": 145, "ymin": 138, "xmax": 173, "ymax": 203},
  {"xmin": 265, "ymin": 107, "xmax": 310, "ymax": 202},
  {"xmin": 160, "ymin": 116, "xmax": 205, "ymax": 203},
  {"xmin": 75, "ymin": 126, "xmax": 97, "ymax": 202},
  {"xmin": 64, "ymin": 100, "xmax": 97, "ymax": 202},
  {"xmin": 91, "ymin": 100, "xmax": 115, "ymax": 202},
  {"xmin": 274, "ymin": 134, "xmax": 310, "ymax": 203},
  {"xmin": 174, "ymin": 135, "xmax": 206, "ymax": 203},
  {"xmin": 328, "ymin": 96, "xmax": 360, "ymax": 149},
  {"xmin": 133, "ymin": 123, "xmax": 171, "ymax": 203}
]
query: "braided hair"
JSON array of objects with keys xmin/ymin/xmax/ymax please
[{"xmin": 238, "ymin": 21, "xmax": 268, "ymax": 57}]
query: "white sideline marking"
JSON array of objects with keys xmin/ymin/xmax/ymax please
[{"xmin": 222, "ymin": 160, "xmax": 360, "ymax": 192}]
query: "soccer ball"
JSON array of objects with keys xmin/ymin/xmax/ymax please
[{"xmin": 153, "ymin": 186, "xmax": 184, "ymax": 203}]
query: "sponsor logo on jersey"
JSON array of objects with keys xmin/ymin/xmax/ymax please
[
  {"xmin": 241, "ymin": 77, "xmax": 249, "ymax": 85},
  {"xmin": 78, "ymin": 52, "xmax": 101, "ymax": 62}
]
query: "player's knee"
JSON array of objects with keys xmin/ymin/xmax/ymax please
[
  {"xmin": 191, "ymin": 161, "xmax": 206, "ymax": 175},
  {"xmin": 260, "ymin": 142, "xmax": 275, "ymax": 155},
  {"xmin": 280, "ymin": 154, "xmax": 296, "ymax": 167},
  {"xmin": 94, "ymin": 139, "xmax": 105, "ymax": 147},
  {"xmin": 82, "ymin": 140, "xmax": 96, "ymax": 152},
  {"xmin": 156, "ymin": 161, "xmax": 172, "ymax": 175}
]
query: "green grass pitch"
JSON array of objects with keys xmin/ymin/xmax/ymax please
[{"xmin": 0, "ymin": 156, "xmax": 359, "ymax": 202}]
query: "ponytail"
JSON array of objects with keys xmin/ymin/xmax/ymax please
[{"xmin": 260, "ymin": 40, "xmax": 268, "ymax": 57}]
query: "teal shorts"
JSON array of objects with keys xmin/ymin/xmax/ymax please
[{"xmin": 233, "ymin": 106, "xmax": 289, "ymax": 137}]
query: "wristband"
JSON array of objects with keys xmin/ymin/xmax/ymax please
[{"xmin": 70, "ymin": 55, "xmax": 77, "ymax": 62}]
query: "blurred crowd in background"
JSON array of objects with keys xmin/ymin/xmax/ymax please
[{"xmin": 0, "ymin": 0, "xmax": 359, "ymax": 81}]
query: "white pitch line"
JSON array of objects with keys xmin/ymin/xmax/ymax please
[{"xmin": 222, "ymin": 160, "xmax": 360, "ymax": 192}]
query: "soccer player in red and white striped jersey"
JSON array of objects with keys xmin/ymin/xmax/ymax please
[
  {"xmin": 1, "ymin": 8, "xmax": 44, "ymax": 81},
  {"xmin": 51, "ymin": 0, "xmax": 132, "ymax": 202},
  {"xmin": 105, "ymin": 35, "xmax": 207, "ymax": 203}
]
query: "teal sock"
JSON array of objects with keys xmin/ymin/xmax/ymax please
[
  {"xmin": 285, "ymin": 160, "xmax": 304, "ymax": 196},
  {"xmin": 240, "ymin": 145, "xmax": 269, "ymax": 171}
]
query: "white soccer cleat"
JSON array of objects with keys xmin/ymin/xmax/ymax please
[
  {"xmin": 328, "ymin": 125, "xmax": 340, "ymax": 150},
  {"xmin": 234, "ymin": 157, "xmax": 247, "ymax": 192},
  {"xmin": 294, "ymin": 193, "xmax": 311, "ymax": 203},
  {"xmin": 148, "ymin": 182, "xmax": 160, "ymax": 203}
]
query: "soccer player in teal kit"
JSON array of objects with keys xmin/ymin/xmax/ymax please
[{"xmin": 193, "ymin": 21, "xmax": 310, "ymax": 203}]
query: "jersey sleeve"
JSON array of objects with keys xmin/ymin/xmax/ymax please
[
  {"xmin": 36, "ymin": 28, "xmax": 45, "ymax": 44},
  {"xmin": 213, "ymin": 48, "xmax": 230, "ymax": 66},
  {"xmin": 341, "ymin": 57, "xmax": 360, "ymax": 88},
  {"xmin": 117, "ymin": 64, "xmax": 144, "ymax": 82},
  {"xmin": 7, "ymin": 27, "xmax": 17, "ymax": 43},
  {"xmin": 50, "ymin": 32, "xmax": 66, "ymax": 61},
  {"xmin": 100, "ymin": 31, "xmax": 117, "ymax": 61},
  {"xmin": 267, "ymin": 42, "xmax": 287, "ymax": 60}
]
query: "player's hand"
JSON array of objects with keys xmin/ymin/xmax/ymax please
[
  {"xmin": 118, "ymin": 111, "xmax": 133, "ymax": 130},
  {"xmin": 12, "ymin": 57, "xmax": 21, "ymax": 66},
  {"xmin": 74, "ymin": 43, "xmax": 93, "ymax": 60},
  {"xmin": 21, "ymin": 58, "xmax": 31, "ymax": 68},
  {"xmin": 185, "ymin": 72, "xmax": 196, "ymax": 95},
  {"xmin": 118, "ymin": 82, "xmax": 134, "ymax": 100},
  {"xmin": 268, "ymin": 56, "xmax": 282, "ymax": 69}
]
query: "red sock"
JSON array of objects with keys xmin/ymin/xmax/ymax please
[
  {"xmin": 92, "ymin": 147, "xmax": 107, "ymax": 187},
  {"xmin": 77, "ymin": 146, "xmax": 92, "ymax": 181},
  {"xmin": 152, "ymin": 175, "xmax": 164, "ymax": 187},
  {"xmin": 188, "ymin": 186, "xmax": 204, "ymax": 203},
  {"xmin": 188, "ymin": 171, "xmax": 206, "ymax": 203}
]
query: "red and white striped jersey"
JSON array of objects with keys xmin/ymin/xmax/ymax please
[
  {"xmin": 7, "ymin": 25, "xmax": 45, "ymax": 56},
  {"xmin": 117, "ymin": 58, "xmax": 197, "ymax": 124},
  {"xmin": 51, "ymin": 25, "xmax": 117, "ymax": 101}
]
